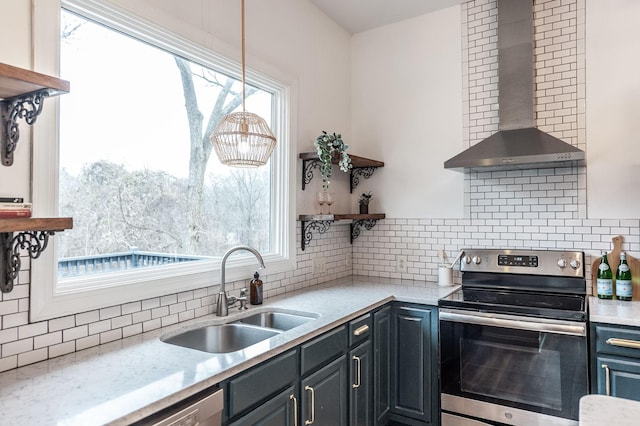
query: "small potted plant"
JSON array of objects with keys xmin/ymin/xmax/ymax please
[
  {"xmin": 359, "ymin": 192, "xmax": 372, "ymax": 214},
  {"xmin": 315, "ymin": 131, "xmax": 352, "ymax": 190}
]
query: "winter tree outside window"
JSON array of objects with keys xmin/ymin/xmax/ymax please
[
  {"xmin": 58, "ymin": 9, "xmax": 275, "ymax": 279},
  {"xmin": 29, "ymin": 0, "xmax": 292, "ymax": 321}
]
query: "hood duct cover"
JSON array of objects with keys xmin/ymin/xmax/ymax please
[{"xmin": 445, "ymin": 0, "xmax": 585, "ymax": 171}]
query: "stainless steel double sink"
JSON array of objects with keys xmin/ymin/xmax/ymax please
[{"xmin": 161, "ymin": 310, "xmax": 317, "ymax": 354}]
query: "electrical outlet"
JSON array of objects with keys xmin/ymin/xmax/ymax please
[
  {"xmin": 345, "ymin": 252, "xmax": 352, "ymax": 268},
  {"xmin": 396, "ymin": 255, "xmax": 407, "ymax": 273},
  {"xmin": 312, "ymin": 257, "xmax": 326, "ymax": 273}
]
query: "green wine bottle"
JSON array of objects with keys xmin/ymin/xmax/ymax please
[
  {"xmin": 616, "ymin": 252, "xmax": 632, "ymax": 301},
  {"xmin": 597, "ymin": 251, "xmax": 613, "ymax": 299}
]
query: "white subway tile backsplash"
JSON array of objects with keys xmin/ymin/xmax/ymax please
[{"xmin": 2, "ymin": 338, "xmax": 33, "ymax": 357}]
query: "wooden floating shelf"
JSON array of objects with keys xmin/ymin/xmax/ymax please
[
  {"xmin": 0, "ymin": 63, "xmax": 70, "ymax": 99},
  {"xmin": 299, "ymin": 213, "xmax": 385, "ymax": 222},
  {"xmin": 0, "ymin": 217, "xmax": 73, "ymax": 233},
  {"xmin": 298, "ymin": 152, "xmax": 384, "ymax": 168},
  {"xmin": 299, "ymin": 214, "xmax": 385, "ymax": 250},
  {"xmin": 0, "ymin": 217, "xmax": 73, "ymax": 293},
  {"xmin": 299, "ymin": 151, "xmax": 384, "ymax": 193}
]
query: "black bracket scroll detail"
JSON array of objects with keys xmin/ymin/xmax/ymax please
[
  {"xmin": 1, "ymin": 230, "xmax": 54, "ymax": 293},
  {"xmin": 1, "ymin": 89, "xmax": 49, "ymax": 166},
  {"xmin": 350, "ymin": 167, "xmax": 377, "ymax": 193},
  {"xmin": 350, "ymin": 219, "xmax": 379, "ymax": 244},
  {"xmin": 301, "ymin": 220, "xmax": 332, "ymax": 251},
  {"xmin": 301, "ymin": 159, "xmax": 321, "ymax": 190}
]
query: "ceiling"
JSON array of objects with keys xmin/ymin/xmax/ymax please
[{"xmin": 310, "ymin": 0, "xmax": 465, "ymax": 34}]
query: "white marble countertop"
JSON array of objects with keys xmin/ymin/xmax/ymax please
[
  {"xmin": 589, "ymin": 296, "xmax": 640, "ymax": 327},
  {"xmin": 0, "ymin": 275, "xmax": 457, "ymax": 426},
  {"xmin": 580, "ymin": 395, "xmax": 640, "ymax": 425}
]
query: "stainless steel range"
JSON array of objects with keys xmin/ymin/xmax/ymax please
[{"xmin": 438, "ymin": 249, "xmax": 588, "ymax": 426}]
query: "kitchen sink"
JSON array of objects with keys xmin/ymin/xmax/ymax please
[
  {"xmin": 235, "ymin": 311, "xmax": 316, "ymax": 331},
  {"xmin": 163, "ymin": 323, "xmax": 280, "ymax": 354}
]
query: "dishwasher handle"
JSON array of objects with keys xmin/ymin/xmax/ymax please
[{"xmin": 143, "ymin": 387, "xmax": 224, "ymax": 426}]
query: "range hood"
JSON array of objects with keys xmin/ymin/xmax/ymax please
[{"xmin": 444, "ymin": 0, "xmax": 585, "ymax": 171}]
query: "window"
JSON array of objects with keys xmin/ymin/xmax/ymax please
[{"xmin": 30, "ymin": 0, "xmax": 294, "ymax": 321}]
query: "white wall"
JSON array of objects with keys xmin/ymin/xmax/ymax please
[
  {"xmin": 0, "ymin": 0, "xmax": 33, "ymax": 199},
  {"xmin": 350, "ymin": 6, "xmax": 464, "ymax": 218},
  {"xmin": 585, "ymin": 0, "xmax": 640, "ymax": 218}
]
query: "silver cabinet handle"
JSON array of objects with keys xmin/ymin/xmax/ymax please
[
  {"xmin": 304, "ymin": 385, "xmax": 315, "ymax": 425},
  {"xmin": 352, "ymin": 355, "xmax": 361, "ymax": 389},
  {"xmin": 354, "ymin": 324, "xmax": 369, "ymax": 336},
  {"xmin": 602, "ymin": 364, "xmax": 611, "ymax": 396},
  {"xmin": 606, "ymin": 338, "xmax": 640, "ymax": 349},
  {"xmin": 290, "ymin": 394, "xmax": 298, "ymax": 426}
]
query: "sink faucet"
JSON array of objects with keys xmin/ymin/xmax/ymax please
[{"xmin": 217, "ymin": 246, "xmax": 265, "ymax": 316}]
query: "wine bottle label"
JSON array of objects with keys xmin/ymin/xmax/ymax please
[
  {"xmin": 616, "ymin": 279, "xmax": 633, "ymax": 298},
  {"xmin": 599, "ymin": 263, "xmax": 610, "ymax": 271},
  {"xmin": 619, "ymin": 264, "xmax": 630, "ymax": 272},
  {"xmin": 597, "ymin": 278, "xmax": 613, "ymax": 296}
]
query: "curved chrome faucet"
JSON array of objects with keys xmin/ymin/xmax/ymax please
[{"xmin": 217, "ymin": 245, "xmax": 265, "ymax": 316}]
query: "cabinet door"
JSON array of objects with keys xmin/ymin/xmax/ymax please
[
  {"xmin": 228, "ymin": 386, "xmax": 298, "ymax": 426},
  {"xmin": 350, "ymin": 340, "xmax": 373, "ymax": 426},
  {"xmin": 390, "ymin": 304, "xmax": 438, "ymax": 425},
  {"xmin": 374, "ymin": 305, "xmax": 392, "ymax": 425},
  {"xmin": 301, "ymin": 355, "xmax": 348, "ymax": 426},
  {"xmin": 595, "ymin": 355, "xmax": 640, "ymax": 402}
]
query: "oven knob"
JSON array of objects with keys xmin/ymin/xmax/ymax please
[
  {"xmin": 557, "ymin": 258, "xmax": 567, "ymax": 268},
  {"xmin": 570, "ymin": 259, "xmax": 581, "ymax": 270},
  {"xmin": 472, "ymin": 256, "xmax": 481, "ymax": 265},
  {"xmin": 463, "ymin": 256, "xmax": 472, "ymax": 264}
]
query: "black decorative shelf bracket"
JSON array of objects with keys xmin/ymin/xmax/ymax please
[
  {"xmin": 301, "ymin": 159, "xmax": 321, "ymax": 190},
  {"xmin": 301, "ymin": 220, "xmax": 332, "ymax": 251},
  {"xmin": 350, "ymin": 219, "xmax": 379, "ymax": 244},
  {"xmin": 1, "ymin": 89, "xmax": 49, "ymax": 166},
  {"xmin": 0, "ymin": 230, "xmax": 55, "ymax": 293},
  {"xmin": 350, "ymin": 167, "xmax": 377, "ymax": 193}
]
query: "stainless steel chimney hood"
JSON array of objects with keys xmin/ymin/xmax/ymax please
[{"xmin": 444, "ymin": 0, "xmax": 585, "ymax": 171}]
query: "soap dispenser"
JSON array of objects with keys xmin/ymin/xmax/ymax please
[{"xmin": 250, "ymin": 272, "xmax": 263, "ymax": 305}]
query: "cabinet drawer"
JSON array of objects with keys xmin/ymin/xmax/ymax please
[
  {"xmin": 594, "ymin": 324, "xmax": 640, "ymax": 358},
  {"xmin": 349, "ymin": 314, "xmax": 372, "ymax": 347},
  {"xmin": 300, "ymin": 325, "xmax": 348, "ymax": 376},
  {"xmin": 228, "ymin": 349, "xmax": 298, "ymax": 418}
]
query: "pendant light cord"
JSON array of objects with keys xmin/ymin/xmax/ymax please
[{"xmin": 241, "ymin": 0, "xmax": 246, "ymax": 114}]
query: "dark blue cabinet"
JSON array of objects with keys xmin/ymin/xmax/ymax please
[
  {"xmin": 389, "ymin": 303, "xmax": 439, "ymax": 425},
  {"xmin": 228, "ymin": 386, "xmax": 298, "ymax": 426},
  {"xmin": 350, "ymin": 339, "xmax": 373, "ymax": 425},
  {"xmin": 374, "ymin": 305, "xmax": 392, "ymax": 425},
  {"xmin": 302, "ymin": 355, "xmax": 349, "ymax": 425},
  {"xmin": 225, "ymin": 302, "xmax": 439, "ymax": 426},
  {"xmin": 591, "ymin": 323, "xmax": 640, "ymax": 401}
]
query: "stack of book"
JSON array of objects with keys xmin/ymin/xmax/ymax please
[{"xmin": 0, "ymin": 197, "xmax": 32, "ymax": 218}]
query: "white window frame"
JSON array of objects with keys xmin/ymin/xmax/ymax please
[{"xmin": 30, "ymin": 0, "xmax": 297, "ymax": 322}]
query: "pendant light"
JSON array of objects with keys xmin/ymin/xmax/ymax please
[{"xmin": 211, "ymin": 0, "xmax": 276, "ymax": 167}]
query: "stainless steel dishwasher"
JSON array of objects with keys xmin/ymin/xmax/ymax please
[{"xmin": 133, "ymin": 386, "xmax": 223, "ymax": 426}]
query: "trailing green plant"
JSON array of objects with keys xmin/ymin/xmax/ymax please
[{"xmin": 314, "ymin": 131, "xmax": 352, "ymax": 190}]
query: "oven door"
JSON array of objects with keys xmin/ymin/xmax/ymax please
[{"xmin": 439, "ymin": 308, "xmax": 588, "ymax": 425}]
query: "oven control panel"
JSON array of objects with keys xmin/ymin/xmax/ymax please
[
  {"xmin": 460, "ymin": 249, "xmax": 584, "ymax": 277},
  {"xmin": 497, "ymin": 254, "xmax": 538, "ymax": 267}
]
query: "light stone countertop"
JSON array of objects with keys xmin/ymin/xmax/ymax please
[
  {"xmin": 579, "ymin": 395, "xmax": 640, "ymax": 425},
  {"xmin": 589, "ymin": 296, "xmax": 640, "ymax": 327},
  {"xmin": 0, "ymin": 275, "xmax": 458, "ymax": 426}
]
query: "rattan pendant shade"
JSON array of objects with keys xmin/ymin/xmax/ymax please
[
  {"xmin": 210, "ymin": 0, "xmax": 276, "ymax": 168},
  {"xmin": 212, "ymin": 111, "xmax": 276, "ymax": 167}
]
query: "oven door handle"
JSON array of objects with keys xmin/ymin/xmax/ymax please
[{"xmin": 439, "ymin": 309, "xmax": 586, "ymax": 336}]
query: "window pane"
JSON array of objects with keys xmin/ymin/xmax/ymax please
[{"xmin": 58, "ymin": 10, "xmax": 273, "ymax": 279}]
